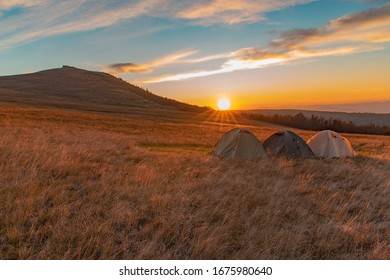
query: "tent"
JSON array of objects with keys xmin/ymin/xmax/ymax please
[
  {"xmin": 263, "ymin": 130, "xmax": 314, "ymax": 158},
  {"xmin": 307, "ymin": 130, "xmax": 356, "ymax": 158},
  {"xmin": 212, "ymin": 128, "xmax": 267, "ymax": 159}
]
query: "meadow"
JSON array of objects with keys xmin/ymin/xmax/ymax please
[{"xmin": 0, "ymin": 105, "xmax": 389, "ymax": 259}]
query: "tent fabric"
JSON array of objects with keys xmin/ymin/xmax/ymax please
[
  {"xmin": 307, "ymin": 130, "xmax": 356, "ymax": 158},
  {"xmin": 212, "ymin": 128, "xmax": 267, "ymax": 159},
  {"xmin": 263, "ymin": 130, "xmax": 314, "ymax": 158}
]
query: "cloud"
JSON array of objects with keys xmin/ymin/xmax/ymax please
[
  {"xmin": 0, "ymin": 0, "xmax": 47, "ymax": 16},
  {"xmin": 135, "ymin": 3, "xmax": 390, "ymax": 83},
  {"xmin": 181, "ymin": 53, "xmax": 231, "ymax": 63},
  {"xmin": 107, "ymin": 50, "xmax": 231, "ymax": 75},
  {"xmin": 270, "ymin": 2, "xmax": 390, "ymax": 49},
  {"xmin": 0, "ymin": 0, "xmax": 46, "ymax": 10},
  {"xmin": 108, "ymin": 63, "xmax": 151, "ymax": 74},
  {"xmin": 0, "ymin": 0, "xmax": 160, "ymax": 49},
  {"xmin": 0, "ymin": 0, "xmax": 314, "ymax": 49},
  {"xmin": 133, "ymin": 57, "xmax": 284, "ymax": 83},
  {"xmin": 134, "ymin": 45, "xmax": 377, "ymax": 83},
  {"xmin": 177, "ymin": 0, "xmax": 313, "ymax": 25},
  {"xmin": 107, "ymin": 51, "xmax": 198, "ymax": 74}
]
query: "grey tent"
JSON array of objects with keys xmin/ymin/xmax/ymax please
[
  {"xmin": 263, "ymin": 130, "xmax": 314, "ymax": 158},
  {"xmin": 307, "ymin": 130, "xmax": 356, "ymax": 158},
  {"xmin": 212, "ymin": 128, "xmax": 267, "ymax": 159}
]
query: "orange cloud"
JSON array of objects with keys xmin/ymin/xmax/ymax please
[
  {"xmin": 107, "ymin": 50, "xmax": 230, "ymax": 74},
  {"xmin": 108, "ymin": 51, "xmax": 197, "ymax": 74},
  {"xmin": 177, "ymin": 0, "xmax": 313, "ymax": 25}
]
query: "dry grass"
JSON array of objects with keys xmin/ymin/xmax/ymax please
[{"xmin": 0, "ymin": 105, "xmax": 389, "ymax": 259}]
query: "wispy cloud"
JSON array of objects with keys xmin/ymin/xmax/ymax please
[
  {"xmin": 107, "ymin": 51, "xmax": 230, "ymax": 75},
  {"xmin": 133, "ymin": 57, "xmax": 284, "ymax": 83},
  {"xmin": 181, "ymin": 53, "xmax": 231, "ymax": 63},
  {"xmin": 135, "ymin": 3, "xmax": 390, "ymax": 83},
  {"xmin": 0, "ymin": 0, "xmax": 313, "ymax": 49},
  {"xmin": 177, "ymin": 0, "xmax": 313, "ymax": 25},
  {"xmin": 0, "ymin": 0, "xmax": 47, "ymax": 17},
  {"xmin": 0, "ymin": 0, "xmax": 47, "ymax": 10},
  {"xmin": 107, "ymin": 51, "xmax": 198, "ymax": 74},
  {"xmin": 270, "ymin": 2, "xmax": 390, "ymax": 49},
  {"xmin": 0, "ymin": 0, "xmax": 159, "ymax": 49}
]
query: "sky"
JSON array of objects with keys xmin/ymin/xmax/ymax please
[{"xmin": 1, "ymin": 0, "xmax": 390, "ymax": 111}]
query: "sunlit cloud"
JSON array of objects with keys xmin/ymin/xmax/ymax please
[
  {"xmin": 133, "ymin": 45, "xmax": 380, "ymax": 82},
  {"xmin": 253, "ymin": 2, "xmax": 390, "ymax": 59},
  {"xmin": 177, "ymin": 0, "xmax": 313, "ymax": 25},
  {"xmin": 108, "ymin": 51, "xmax": 198, "ymax": 74},
  {"xmin": 107, "ymin": 51, "xmax": 230, "ymax": 74},
  {"xmin": 0, "ymin": 0, "xmax": 160, "ymax": 49},
  {"xmin": 0, "ymin": 0, "xmax": 47, "ymax": 10},
  {"xmin": 0, "ymin": 0, "xmax": 47, "ymax": 17},
  {"xmin": 0, "ymin": 0, "xmax": 314, "ymax": 49},
  {"xmin": 270, "ymin": 2, "xmax": 390, "ymax": 49},
  {"xmin": 181, "ymin": 53, "xmax": 231, "ymax": 63},
  {"xmin": 135, "ymin": 3, "xmax": 390, "ymax": 83},
  {"xmin": 134, "ymin": 57, "xmax": 285, "ymax": 83}
]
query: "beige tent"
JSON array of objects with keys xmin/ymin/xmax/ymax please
[
  {"xmin": 212, "ymin": 128, "xmax": 267, "ymax": 159},
  {"xmin": 307, "ymin": 130, "xmax": 356, "ymax": 158},
  {"xmin": 263, "ymin": 130, "xmax": 314, "ymax": 158}
]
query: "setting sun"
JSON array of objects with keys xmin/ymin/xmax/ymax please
[{"xmin": 217, "ymin": 98, "xmax": 231, "ymax": 110}]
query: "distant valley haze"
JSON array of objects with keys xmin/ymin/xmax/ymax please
[
  {"xmin": 247, "ymin": 100, "xmax": 390, "ymax": 114},
  {"xmin": 296, "ymin": 101, "xmax": 390, "ymax": 114}
]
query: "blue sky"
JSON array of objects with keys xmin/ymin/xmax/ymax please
[{"xmin": 1, "ymin": 0, "xmax": 389, "ymax": 110}]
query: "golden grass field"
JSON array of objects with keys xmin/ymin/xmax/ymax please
[{"xmin": 0, "ymin": 105, "xmax": 389, "ymax": 259}]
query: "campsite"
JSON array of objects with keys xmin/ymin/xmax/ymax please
[
  {"xmin": 1, "ymin": 1, "xmax": 390, "ymax": 263},
  {"xmin": 0, "ymin": 93, "xmax": 389, "ymax": 259}
]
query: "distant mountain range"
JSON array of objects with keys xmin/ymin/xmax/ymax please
[
  {"xmin": 245, "ymin": 109, "xmax": 390, "ymax": 127},
  {"xmin": 299, "ymin": 101, "xmax": 390, "ymax": 114},
  {"xmin": 0, "ymin": 66, "xmax": 208, "ymax": 115}
]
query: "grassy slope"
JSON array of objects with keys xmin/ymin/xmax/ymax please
[
  {"xmin": 0, "ymin": 66, "xmax": 208, "ymax": 114},
  {"xmin": 0, "ymin": 105, "xmax": 389, "ymax": 259}
]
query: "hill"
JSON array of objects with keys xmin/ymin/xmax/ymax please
[{"xmin": 0, "ymin": 66, "xmax": 209, "ymax": 116}]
